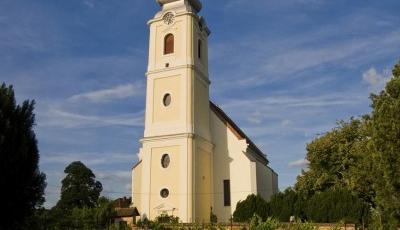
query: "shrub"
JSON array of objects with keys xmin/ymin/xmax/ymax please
[
  {"xmin": 233, "ymin": 194, "xmax": 270, "ymax": 222},
  {"xmin": 249, "ymin": 215, "xmax": 280, "ymax": 230},
  {"xmin": 137, "ymin": 214, "xmax": 180, "ymax": 230},
  {"xmin": 305, "ymin": 188, "xmax": 369, "ymax": 224},
  {"xmin": 290, "ymin": 221, "xmax": 316, "ymax": 230},
  {"xmin": 269, "ymin": 188, "xmax": 306, "ymax": 222}
]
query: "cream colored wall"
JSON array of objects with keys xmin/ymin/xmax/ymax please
[
  {"xmin": 194, "ymin": 146, "xmax": 212, "ymax": 222},
  {"xmin": 193, "ymin": 76, "xmax": 211, "ymax": 140},
  {"xmin": 136, "ymin": 136, "xmax": 193, "ymax": 222},
  {"xmin": 153, "ymin": 75, "xmax": 181, "ymax": 123},
  {"xmin": 210, "ymin": 111, "xmax": 253, "ymax": 223},
  {"xmin": 144, "ymin": 11, "xmax": 210, "ymax": 139},
  {"xmin": 210, "ymin": 110, "xmax": 279, "ymax": 222},
  {"xmin": 148, "ymin": 16, "xmax": 187, "ymax": 71},
  {"xmin": 132, "ymin": 155, "xmax": 142, "ymax": 212},
  {"xmin": 271, "ymin": 168, "xmax": 279, "ymax": 194},
  {"xmin": 255, "ymin": 162, "xmax": 275, "ymax": 201},
  {"xmin": 209, "ymin": 111, "xmax": 231, "ymax": 221},
  {"xmin": 144, "ymin": 68, "xmax": 191, "ymax": 138},
  {"xmin": 150, "ymin": 145, "xmax": 181, "ymax": 217}
]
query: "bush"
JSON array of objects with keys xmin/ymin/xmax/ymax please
[
  {"xmin": 233, "ymin": 194, "xmax": 270, "ymax": 222},
  {"xmin": 305, "ymin": 188, "xmax": 369, "ymax": 224},
  {"xmin": 290, "ymin": 221, "xmax": 316, "ymax": 230},
  {"xmin": 269, "ymin": 188, "xmax": 306, "ymax": 222},
  {"xmin": 249, "ymin": 215, "xmax": 280, "ymax": 230},
  {"xmin": 155, "ymin": 213, "xmax": 180, "ymax": 224},
  {"xmin": 137, "ymin": 214, "xmax": 180, "ymax": 230}
]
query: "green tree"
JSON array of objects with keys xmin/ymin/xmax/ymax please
[
  {"xmin": 56, "ymin": 161, "xmax": 103, "ymax": 210},
  {"xmin": 95, "ymin": 196, "xmax": 117, "ymax": 228},
  {"xmin": 233, "ymin": 194, "xmax": 269, "ymax": 222},
  {"xmin": 0, "ymin": 83, "xmax": 46, "ymax": 229},
  {"xmin": 46, "ymin": 196, "xmax": 115, "ymax": 229},
  {"xmin": 369, "ymin": 61, "xmax": 400, "ymax": 225},
  {"xmin": 295, "ymin": 119, "xmax": 366, "ymax": 197}
]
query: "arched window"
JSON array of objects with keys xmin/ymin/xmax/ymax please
[
  {"xmin": 198, "ymin": 39, "xmax": 202, "ymax": 59},
  {"xmin": 164, "ymin": 34, "xmax": 174, "ymax": 55}
]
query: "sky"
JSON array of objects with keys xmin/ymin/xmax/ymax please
[{"xmin": 0, "ymin": 0, "xmax": 399, "ymax": 208}]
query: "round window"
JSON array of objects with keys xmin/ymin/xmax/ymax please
[
  {"xmin": 161, "ymin": 154, "xmax": 170, "ymax": 168},
  {"xmin": 160, "ymin": 188, "xmax": 169, "ymax": 198},
  {"xmin": 163, "ymin": 93, "xmax": 171, "ymax": 107}
]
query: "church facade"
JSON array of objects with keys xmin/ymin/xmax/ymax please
[{"xmin": 131, "ymin": 0, "xmax": 278, "ymax": 223}]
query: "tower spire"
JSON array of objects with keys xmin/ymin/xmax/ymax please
[{"xmin": 157, "ymin": 0, "xmax": 202, "ymax": 13}]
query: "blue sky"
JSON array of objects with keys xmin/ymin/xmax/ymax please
[{"xmin": 1, "ymin": 0, "xmax": 399, "ymax": 208}]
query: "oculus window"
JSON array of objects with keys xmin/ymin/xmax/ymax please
[
  {"xmin": 160, "ymin": 188, "xmax": 169, "ymax": 198},
  {"xmin": 163, "ymin": 93, "xmax": 171, "ymax": 107},
  {"xmin": 161, "ymin": 154, "xmax": 170, "ymax": 168}
]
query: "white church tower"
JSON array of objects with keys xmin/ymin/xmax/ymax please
[
  {"xmin": 132, "ymin": 0, "xmax": 278, "ymax": 224},
  {"xmin": 132, "ymin": 0, "xmax": 213, "ymax": 223}
]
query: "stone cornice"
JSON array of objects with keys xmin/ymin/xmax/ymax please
[
  {"xmin": 141, "ymin": 133, "xmax": 195, "ymax": 143},
  {"xmin": 146, "ymin": 64, "xmax": 210, "ymax": 86}
]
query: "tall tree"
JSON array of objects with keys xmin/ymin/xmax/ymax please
[
  {"xmin": 0, "ymin": 83, "xmax": 46, "ymax": 229},
  {"xmin": 295, "ymin": 119, "xmax": 368, "ymax": 198},
  {"xmin": 369, "ymin": 61, "xmax": 400, "ymax": 224},
  {"xmin": 56, "ymin": 161, "xmax": 103, "ymax": 210}
]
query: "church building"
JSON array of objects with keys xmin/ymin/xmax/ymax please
[{"xmin": 132, "ymin": 0, "xmax": 278, "ymax": 223}]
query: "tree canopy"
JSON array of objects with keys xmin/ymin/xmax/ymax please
[
  {"xmin": 293, "ymin": 60, "xmax": 400, "ymax": 227},
  {"xmin": 0, "ymin": 83, "xmax": 46, "ymax": 229},
  {"xmin": 56, "ymin": 161, "xmax": 103, "ymax": 210},
  {"xmin": 369, "ymin": 61, "xmax": 400, "ymax": 223}
]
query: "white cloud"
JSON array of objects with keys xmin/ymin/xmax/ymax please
[
  {"xmin": 38, "ymin": 108, "xmax": 144, "ymax": 128},
  {"xmin": 96, "ymin": 170, "xmax": 132, "ymax": 197},
  {"xmin": 41, "ymin": 152, "xmax": 137, "ymax": 166},
  {"xmin": 223, "ymin": 93, "xmax": 363, "ymax": 110},
  {"xmin": 247, "ymin": 111, "xmax": 263, "ymax": 125},
  {"xmin": 83, "ymin": 0, "xmax": 95, "ymax": 8},
  {"xmin": 288, "ymin": 159, "xmax": 309, "ymax": 168},
  {"xmin": 281, "ymin": 119, "xmax": 292, "ymax": 127},
  {"xmin": 69, "ymin": 83, "xmax": 143, "ymax": 103},
  {"xmin": 362, "ymin": 67, "xmax": 392, "ymax": 92}
]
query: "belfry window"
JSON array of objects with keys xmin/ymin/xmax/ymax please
[
  {"xmin": 198, "ymin": 40, "xmax": 202, "ymax": 59},
  {"xmin": 164, "ymin": 34, "xmax": 174, "ymax": 54}
]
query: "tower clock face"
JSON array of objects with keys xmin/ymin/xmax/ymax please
[{"xmin": 163, "ymin": 12, "xmax": 175, "ymax": 25}]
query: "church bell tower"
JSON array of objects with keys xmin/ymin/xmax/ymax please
[{"xmin": 132, "ymin": 0, "xmax": 213, "ymax": 223}]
